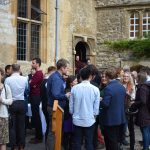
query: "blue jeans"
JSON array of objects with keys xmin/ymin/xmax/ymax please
[
  {"xmin": 73, "ymin": 124, "xmax": 95, "ymax": 150},
  {"xmin": 141, "ymin": 125, "xmax": 150, "ymax": 150}
]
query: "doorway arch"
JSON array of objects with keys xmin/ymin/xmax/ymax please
[{"xmin": 75, "ymin": 41, "xmax": 90, "ymax": 63}]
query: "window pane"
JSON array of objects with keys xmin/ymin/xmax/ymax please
[
  {"xmin": 135, "ymin": 32, "xmax": 139, "ymax": 37},
  {"xmin": 130, "ymin": 32, "xmax": 134, "ymax": 37},
  {"xmin": 31, "ymin": 0, "xmax": 41, "ymax": 21},
  {"xmin": 18, "ymin": 0, "xmax": 27, "ymax": 18},
  {"xmin": 143, "ymin": 25, "xmax": 147, "ymax": 30},
  {"xmin": 143, "ymin": 31, "xmax": 147, "ymax": 37},
  {"xmin": 135, "ymin": 19, "xmax": 139, "ymax": 24},
  {"xmin": 30, "ymin": 24, "xmax": 40, "ymax": 60},
  {"xmin": 130, "ymin": 19, "xmax": 134, "ymax": 25},
  {"xmin": 130, "ymin": 25, "xmax": 134, "ymax": 31},
  {"xmin": 135, "ymin": 25, "xmax": 139, "ymax": 30},
  {"xmin": 143, "ymin": 19, "xmax": 147, "ymax": 24},
  {"xmin": 17, "ymin": 22, "xmax": 27, "ymax": 60}
]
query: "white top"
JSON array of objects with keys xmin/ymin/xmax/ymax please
[
  {"xmin": 69, "ymin": 80, "xmax": 100, "ymax": 127},
  {"xmin": 123, "ymin": 83, "xmax": 136, "ymax": 100},
  {"xmin": 5, "ymin": 73, "xmax": 28, "ymax": 101},
  {"xmin": 0, "ymin": 84, "xmax": 13, "ymax": 118}
]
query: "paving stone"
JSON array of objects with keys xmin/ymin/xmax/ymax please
[{"xmin": 7, "ymin": 125, "xmax": 143, "ymax": 150}]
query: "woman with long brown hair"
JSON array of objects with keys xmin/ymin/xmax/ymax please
[{"xmin": 121, "ymin": 71, "xmax": 136, "ymax": 146}]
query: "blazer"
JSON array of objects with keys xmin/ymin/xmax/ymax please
[
  {"xmin": 47, "ymin": 71, "xmax": 67, "ymax": 109},
  {"xmin": 100, "ymin": 80, "xmax": 126, "ymax": 126}
]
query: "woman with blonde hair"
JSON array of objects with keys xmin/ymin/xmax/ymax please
[
  {"xmin": 0, "ymin": 67, "xmax": 13, "ymax": 150},
  {"xmin": 122, "ymin": 71, "xmax": 136, "ymax": 109},
  {"xmin": 121, "ymin": 71, "xmax": 136, "ymax": 146}
]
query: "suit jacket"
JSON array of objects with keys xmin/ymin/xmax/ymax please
[
  {"xmin": 47, "ymin": 71, "xmax": 67, "ymax": 109},
  {"xmin": 100, "ymin": 80, "xmax": 126, "ymax": 126}
]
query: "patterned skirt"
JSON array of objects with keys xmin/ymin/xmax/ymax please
[{"xmin": 0, "ymin": 117, "xmax": 9, "ymax": 144}]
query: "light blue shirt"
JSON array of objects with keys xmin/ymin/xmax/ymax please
[
  {"xmin": 5, "ymin": 73, "xmax": 28, "ymax": 101},
  {"xmin": 69, "ymin": 80, "xmax": 100, "ymax": 127},
  {"xmin": 147, "ymin": 75, "xmax": 150, "ymax": 81}
]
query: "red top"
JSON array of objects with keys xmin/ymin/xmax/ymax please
[{"xmin": 30, "ymin": 70, "xmax": 43, "ymax": 96}]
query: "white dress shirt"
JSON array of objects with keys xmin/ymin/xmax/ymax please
[
  {"xmin": 69, "ymin": 80, "xmax": 100, "ymax": 127},
  {"xmin": 5, "ymin": 73, "xmax": 28, "ymax": 101}
]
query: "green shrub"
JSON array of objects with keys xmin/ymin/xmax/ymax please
[{"xmin": 106, "ymin": 38, "xmax": 150, "ymax": 58}]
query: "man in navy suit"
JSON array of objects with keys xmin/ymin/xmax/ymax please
[{"xmin": 100, "ymin": 68, "xmax": 126, "ymax": 150}]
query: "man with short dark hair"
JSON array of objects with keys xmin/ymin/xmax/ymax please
[
  {"xmin": 5, "ymin": 64, "xmax": 28, "ymax": 150},
  {"xmin": 4, "ymin": 65, "xmax": 12, "ymax": 78},
  {"xmin": 69, "ymin": 67, "xmax": 100, "ymax": 150},
  {"xmin": 29, "ymin": 58, "xmax": 44, "ymax": 143},
  {"xmin": 100, "ymin": 68, "xmax": 126, "ymax": 150}
]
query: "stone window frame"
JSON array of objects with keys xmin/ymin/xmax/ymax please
[
  {"xmin": 17, "ymin": 0, "xmax": 47, "ymax": 62},
  {"xmin": 129, "ymin": 9, "xmax": 150, "ymax": 39}
]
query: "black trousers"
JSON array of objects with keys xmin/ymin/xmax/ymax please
[
  {"xmin": 9, "ymin": 100, "xmax": 25, "ymax": 148},
  {"xmin": 30, "ymin": 96, "xmax": 43, "ymax": 140},
  {"xmin": 103, "ymin": 125, "xmax": 124, "ymax": 150},
  {"xmin": 73, "ymin": 124, "xmax": 95, "ymax": 150},
  {"xmin": 46, "ymin": 106, "xmax": 55, "ymax": 150},
  {"xmin": 93, "ymin": 116, "xmax": 99, "ymax": 149}
]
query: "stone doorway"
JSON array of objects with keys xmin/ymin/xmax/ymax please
[
  {"xmin": 75, "ymin": 41, "xmax": 89, "ymax": 63},
  {"xmin": 72, "ymin": 34, "xmax": 96, "ymax": 74}
]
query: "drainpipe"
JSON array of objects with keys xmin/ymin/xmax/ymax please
[{"xmin": 55, "ymin": 0, "xmax": 60, "ymax": 63}]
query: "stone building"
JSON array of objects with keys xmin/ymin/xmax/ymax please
[
  {"xmin": 0, "ymin": 0, "xmax": 150, "ymax": 74},
  {"xmin": 96, "ymin": 0, "xmax": 150, "ymax": 69}
]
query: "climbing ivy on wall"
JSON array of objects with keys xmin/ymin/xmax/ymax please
[{"xmin": 105, "ymin": 38, "xmax": 150, "ymax": 58}]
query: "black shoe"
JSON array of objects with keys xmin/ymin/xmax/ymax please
[{"xmin": 122, "ymin": 139, "xmax": 129, "ymax": 146}]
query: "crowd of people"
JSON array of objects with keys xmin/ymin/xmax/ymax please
[{"xmin": 0, "ymin": 57, "xmax": 150, "ymax": 150}]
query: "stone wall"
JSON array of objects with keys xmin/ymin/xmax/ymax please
[
  {"xmin": 97, "ymin": 8, "xmax": 128, "ymax": 43},
  {"xmin": 96, "ymin": 0, "xmax": 150, "ymax": 6},
  {"xmin": 95, "ymin": 44, "xmax": 150, "ymax": 70},
  {"xmin": 0, "ymin": 1, "xmax": 16, "ymax": 66},
  {"xmin": 0, "ymin": 0, "xmax": 97, "ymax": 75},
  {"xmin": 59, "ymin": 0, "xmax": 97, "ymax": 65},
  {"xmin": 95, "ymin": 0, "xmax": 150, "ymax": 69},
  {"xmin": 96, "ymin": 44, "xmax": 121, "ymax": 70}
]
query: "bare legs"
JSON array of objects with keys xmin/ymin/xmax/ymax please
[{"xmin": 0, "ymin": 144, "xmax": 6, "ymax": 150}]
